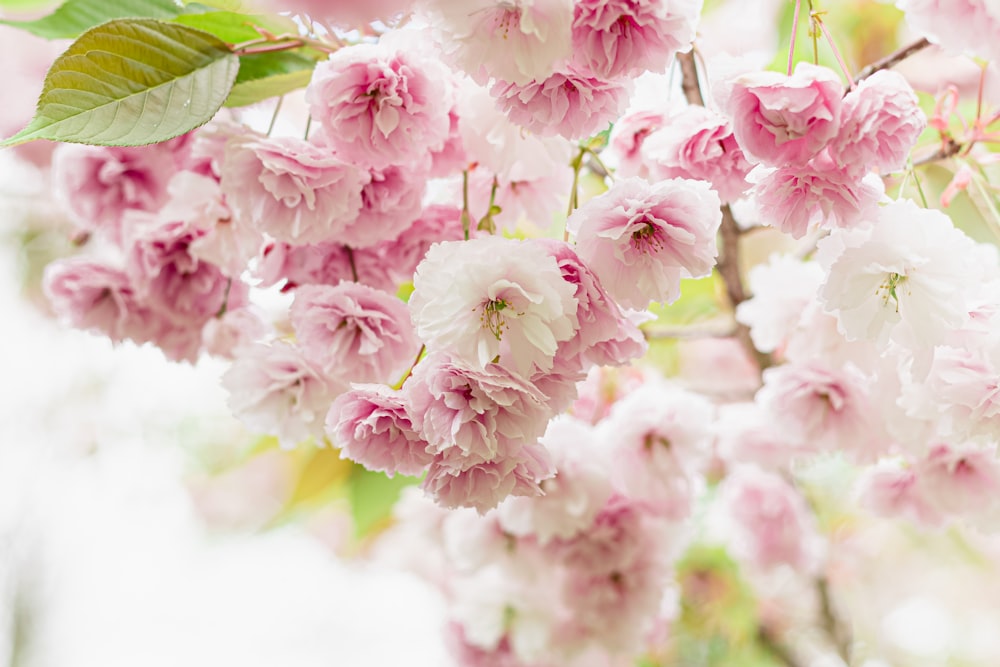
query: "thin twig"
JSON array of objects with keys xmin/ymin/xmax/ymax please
[
  {"xmin": 817, "ymin": 576, "xmax": 852, "ymax": 663},
  {"xmin": 758, "ymin": 626, "xmax": 808, "ymax": 667},
  {"xmin": 853, "ymin": 37, "xmax": 931, "ymax": 86}
]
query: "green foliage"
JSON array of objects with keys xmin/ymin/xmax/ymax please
[
  {"xmin": 2, "ymin": 18, "xmax": 239, "ymax": 147},
  {"xmin": 348, "ymin": 467, "xmax": 419, "ymax": 539},
  {"xmin": 0, "ymin": 0, "xmax": 181, "ymax": 39},
  {"xmin": 225, "ymin": 51, "xmax": 317, "ymax": 107},
  {"xmin": 171, "ymin": 9, "xmax": 297, "ymax": 43}
]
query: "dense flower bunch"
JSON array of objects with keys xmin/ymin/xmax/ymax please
[{"xmin": 21, "ymin": 0, "xmax": 1000, "ymax": 664}]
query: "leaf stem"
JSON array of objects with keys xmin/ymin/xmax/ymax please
[{"xmin": 788, "ymin": 0, "xmax": 802, "ymax": 76}]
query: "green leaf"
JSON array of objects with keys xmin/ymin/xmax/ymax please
[
  {"xmin": 347, "ymin": 466, "xmax": 419, "ymax": 538},
  {"xmin": 2, "ymin": 18, "xmax": 239, "ymax": 147},
  {"xmin": 1, "ymin": 0, "xmax": 182, "ymax": 40},
  {"xmin": 224, "ymin": 51, "xmax": 316, "ymax": 107},
  {"xmin": 172, "ymin": 9, "xmax": 297, "ymax": 43}
]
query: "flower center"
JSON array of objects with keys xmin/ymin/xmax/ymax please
[
  {"xmin": 631, "ymin": 221, "xmax": 663, "ymax": 253},
  {"xmin": 876, "ymin": 272, "xmax": 908, "ymax": 312},
  {"xmin": 481, "ymin": 298, "xmax": 510, "ymax": 341}
]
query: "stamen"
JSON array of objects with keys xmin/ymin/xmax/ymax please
[
  {"xmin": 875, "ymin": 272, "xmax": 908, "ymax": 312},
  {"xmin": 481, "ymin": 298, "xmax": 509, "ymax": 341}
]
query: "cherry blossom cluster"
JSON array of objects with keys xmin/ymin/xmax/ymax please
[{"xmin": 28, "ymin": 0, "xmax": 1000, "ymax": 663}]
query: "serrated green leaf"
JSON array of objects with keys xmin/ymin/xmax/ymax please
[
  {"xmin": 348, "ymin": 466, "xmax": 419, "ymax": 538},
  {"xmin": 224, "ymin": 51, "xmax": 316, "ymax": 107},
  {"xmin": 2, "ymin": 18, "xmax": 239, "ymax": 146},
  {"xmin": 1, "ymin": 0, "xmax": 182, "ymax": 40},
  {"xmin": 172, "ymin": 9, "xmax": 297, "ymax": 43}
]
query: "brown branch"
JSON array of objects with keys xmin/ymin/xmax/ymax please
[
  {"xmin": 758, "ymin": 626, "xmax": 808, "ymax": 667},
  {"xmin": 817, "ymin": 576, "xmax": 852, "ymax": 663},
  {"xmin": 676, "ymin": 51, "xmax": 773, "ymax": 371},
  {"xmin": 853, "ymin": 37, "xmax": 931, "ymax": 86},
  {"xmin": 913, "ymin": 136, "xmax": 963, "ymax": 166}
]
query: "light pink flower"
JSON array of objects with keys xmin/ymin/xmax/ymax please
[
  {"xmin": 537, "ymin": 239, "xmax": 646, "ymax": 370},
  {"xmin": 830, "ymin": 70, "xmax": 926, "ymax": 175},
  {"xmin": 915, "ymin": 442, "xmax": 1000, "ymax": 519},
  {"xmin": 404, "ymin": 353, "xmax": 554, "ymax": 468},
  {"xmin": 336, "ymin": 163, "xmax": 427, "ymax": 249},
  {"xmin": 749, "ymin": 153, "xmax": 884, "ymax": 238},
  {"xmin": 727, "ymin": 62, "xmax": 843, "ymax": 166},
  {"xmin": 859, "ymin": 461, "xmax": 944, "ymax": 526},
  {"xmin": 223, "ymin": 341, "xmax": 343, "ymax": 448},
  {"xmin": 756, "ymin": 360, "xmax": 889, "ymax": 462},
  {"xmin": 369, "ymin": 204, "xmax": 466, "ymax": 285},
  {"xmin": 124, "ymin": 211, "xmax": 241, "ymax": 332},
  {"xmin": 897, "ymin": 0, "xmax": 1000, "ymax": 63},
  {"xmin": 567, "ymin": 176, "xmax": 722, "ymax": 309},
  {"xmin": 271, "ymin": 0, "xmax": 410, "ymax": 26},
  {"xmin": 422, "ymin": 442, "xmax": 555, "ymax": 514},
  {"xmin": 201, "ymin": 306, "xmax": 269, "ymax": 359},
  {"xmin": 463, "ymin": 167, "xmax": 572, "ymax": 233},
  {"xmin": 921, "ymin": 346, "xmax": 1000, "ymax": 441},
  {"xmin": 409, "ymin": 237, "xmax": 579, "ymax": 376},
  {"xmin": 717, "ymin": 467, "xmax": 821, "ymax": 573},
  {"xmin": 290, "ymin": 282, "xmax": 419, "ymax": 384},
  {"xmin": 491, "ymin": 69, "xmax": 629, "ymax": 139},
  {"xmin": 570, "ymin": 0, "xmax": 699, "ymax": 78},
  {"xmin": 222, "ymin": 135, "xmax": 366, "ymax": 246},
  {"xmin": 608, "ymin": 109, "xmax": 666, "ymax": 179},
  {"xmin": 643, "ymin": 105, "xmax": 752, "ymax": 203},
  {"xmin": 306, "ymin": 43, "xmax": 451, "ymax": 170},
  {"xmin": 428, "ymin": 0, "xmax": 574, "ymax": 85},
  {"xmin": 43, "ymin": 258, "xmax": 157, "ymax": 345},
  {"xmin": 327, "ymin": 384, "xmax": 432, "ymax": 477},
  {"xmin": 598, "ymin": 381, "xmax": 714, "ymax": 518},
  {"xmin": 51, "ymin": 143, "xmax": 177, "ymax": 244},
  {"xmin": 735, "ymin": 254, "xmax": 825, "ymax": 355}
]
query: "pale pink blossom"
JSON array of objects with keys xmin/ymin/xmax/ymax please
[
  {"xmin": 608, "ymin": 109, "xmax": 666, "ymax": 178},
  {"xmin": 714, "ymin": 403, "xmax": 800, "ymax": 470},
  {"xmin": 272, "ymin": 0, "xmax": 410, "ymax": 26},
  {"xmin": 915, "ymin": 442, "xmax": 1000, "ymax": 520},
  {"xmin": 201, "ymin": 307, "xmax": 270, "ymax": 359},
  {"xmin": 597, "ymin": 381, "xmax": 714, "ymax": 518},
  {"xmin": 920, "ymin": 346, "xmax": 1000, "ymax": 441},
  {"xmin": 336, "ymin": 163, "xmax": 427, "ymax": 248},
  {"xmin": 567, "ymin": 176, "xmax": 722, "ymax": 309},
  {"xmin": 755, "ymin": 361, "xmax": 889, "ymax": 462},
  {"xmin": 422, "ymin": 442, "xmax": 555, "ymax": 514},
  {"xmin": 727, "ymin": 62, "xmax": 843, "ymax": 167},
  {"xmin": 370, "ymin": 204, "xmax": 466, "ymax": 285},
  {"xmin": 498, "ymin": 417, "xmax": 612, "ymax": 544},
  {"xmin": 221, "ymin": 135, "xmax": 366, "ymax": 246},
  {"xmin": 427, "ymin": 0, "xmax": 574, "ymax": 85},
  {"xmin": 409, "ymin": 237, "xmax": 579, "ymax": 376},
  {"xmin": 51, "ymin": 143, "xmax": 177, "ymax": 244},
  {"xmin": 897, "ymin": 0, "xmax": 1000, "ymax": 63},
  {"xmin": 643, "ymin": 105, "xmax": 752, "ymax": 203},
  {"xmin": 491, "ymin": 69, "xmax": 629, "ymax": 139},
  {"xmin": 571, "ymin": 366, "xmax": 654, "ymax": 426},
  {"xmin": 223, "ymin": 341, "xmax": 343, "ymax": 448},
  {"xmin": 291, "ymin": 282, "xmax": 419, "ymax": 384},
  {"xmin": 306, "ymin": 43, "xmax": 451, "ymax": 170},
  {"xmin": 749, "ymin": 153, "xmax": 884, "ymax": 239},
  {"xmin": 858, "ymin": 461, "xmax": 945, "ymax": 526},
  {"xmin": 404, "ymin": 353, "xmax": 553, "ymax": 468},
  {"xmin": 674, "ymin": 337, "xmax": 761, "ymax": 397},
  {"xmin": 43, "ymin": 258, "xmax": 158, "ymax": 346},
  {"xmin": 717, "ymin": 467, "xmax": 821, "ymax": 573},
  {"xmin": 327, "ymin": 384, "xmax": 432, "ymax": 477},
  {"xmin": 464, "ymin": 167, "xmax": 572, "ymax": 233},
  {"xmin": 818, "ymin": 199, "xmax": 977, "ymax": 349},
  {"xmin": 537, "ymin": 239, "xmax": 646, "ymax": 370},
  {"xmin": 570, "ymin": 0, "xmax": 699, "ymax": 79},
  {"xmin": 830, "ymin": 70, "xmax": 926, "ymax": 175}
]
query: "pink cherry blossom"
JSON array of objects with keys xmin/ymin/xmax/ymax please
[
  {"xmin": 221, "ymin": 134, "xmax": 366, "ymax": 246},
  {"xmin": 290, "ymin": 282, "xmax": 420, "ymax": 384},
  {"xmin": 201, "ymin": 306, "xmax": 269, "ymax": 359},
  {"xmin": 51, "ymin": 143, "xmax": 177, "ymax": 244},
  {"xmin": 735, "ymin": 254, "xmax": 825, "ymax": 355},
  {"xmin": 608, "ymin": 109, "xmax": 666, "ymax": 179},
  {"xmin": 409, "ymin": 237, "xmax": 579, "ymax": 377},
  {"xmin": 404, "ymin": 353, "xmax": 554, "ymax": 468},
  {"xmin": 567, "ymin": 176, "xmax": 722, "ymax": 309},
  {"xmin": 921, "ymin": 345, "xmax": 1000, "ymax": 441},
  {"xmin": 369, "ymin": 204, "xmax": 466, "ymax": 285},
  {"xmin": 915, "ymin": 442, "xmax": 1000, "ymax": 520},
  {"xmin": 327, "ymin": 384, "xmax": 432, "ymax": 477},
  {"xmin": 491, "ymin": 69, "xmax": 628, "ymax": 139},
  {"xmin": 830, "ymin": 70, "xmax": 926, "ymax": 175},
  {"xmin": 726, "ymin": 62, "xmax": 843, "ymax": 167},
  {"xmin": 643, "ymin": 105, "xmax": 752, "ymax": 203},
  {"xmin": 422, "ymin": 443, "xmax": 555, "ymax": 514},
  {"xmin": 223, "ymin": 341, "xmax": 344, "ymax": 448},
  {"xmin": 897, "ymin": 0, "xmax": 1000, "ymax": 63},
  {"xmin": 570, "ymin": 0, "xmax": 699, "ymax": 79},
  {"xmin": 254, "ymin": 241, "xmax": 394, "ymax": 293},
  {"xmin": 749, "ymin": 152, "xmax": 884, "ymax": 239},
  {"xmin": 336, "ymin": 163, "xmax": 427, "ymax": 249},
  {"xmin": 427, "ymin": 0, "xmax": 574, "ymax": 85},
  {"xmin": 463, "ymin": 164, "xmax": 572, "ymax": 233},
  {"xmin": 716, "ymin": 466, "xmax": 822, "ymax": 573},
  {"xmin": 272, "ymin": 0, "xmax": 410, "ymax": 26},
  {"xmin": 858, "ymin": 461, "xmax": 945, "ymax": 526},
  {"xmin": 306, "ymin": 43, "xmax": 451, "ymax": 170}
]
